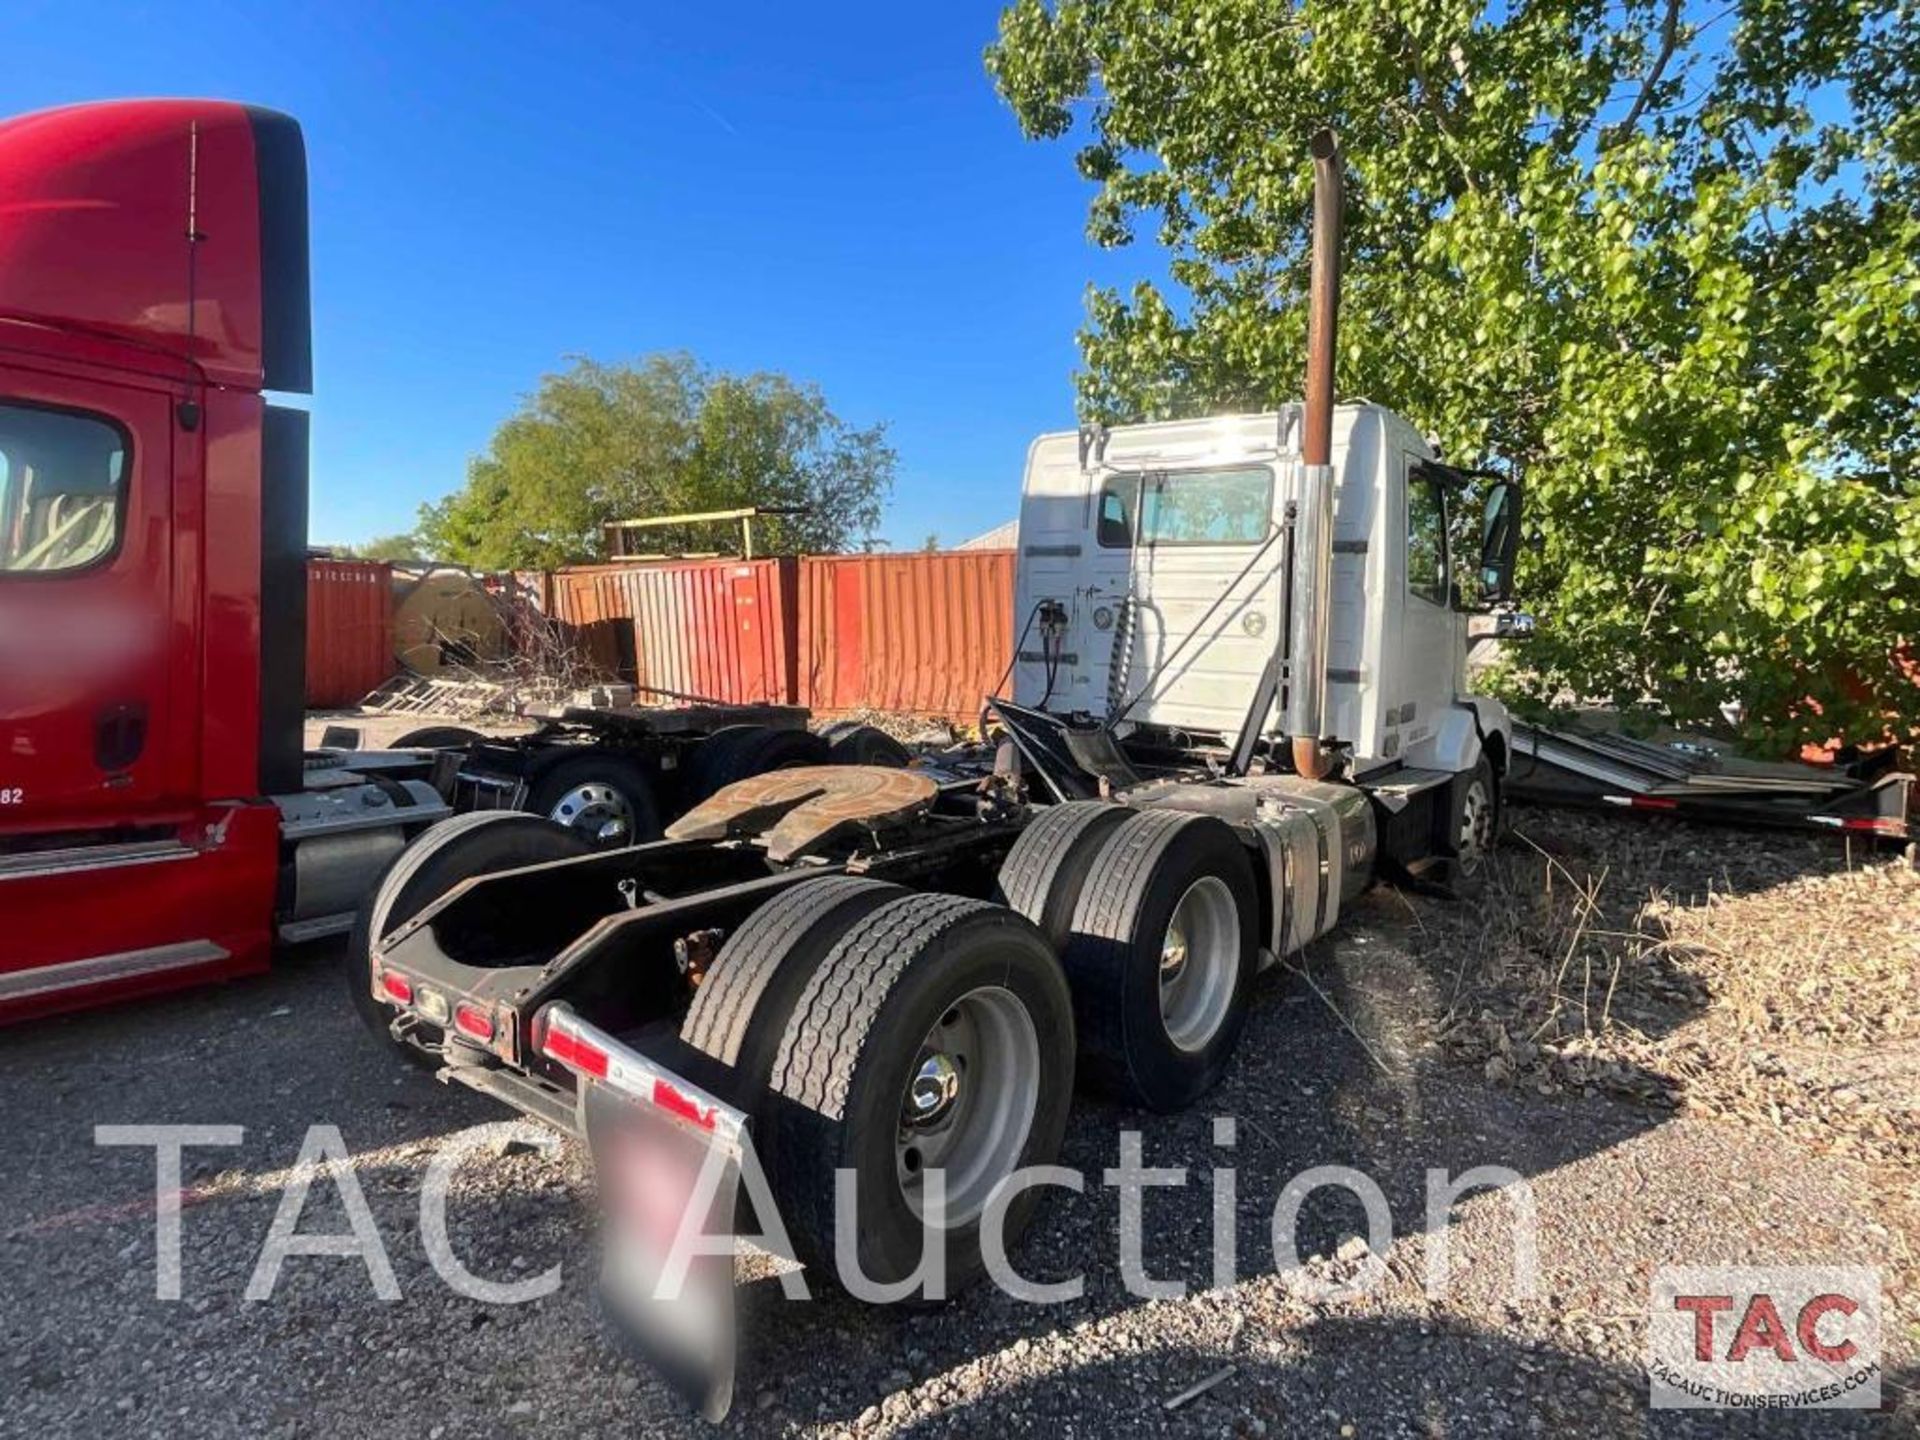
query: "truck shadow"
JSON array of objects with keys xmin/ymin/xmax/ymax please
[
  {"xmin": 878, "ymin": 1322, "xmax": 1900, "ymax": 1438},
  {"xmin": 725, "ymin": 886, "xmax": 1684, "ymax": 1428}
]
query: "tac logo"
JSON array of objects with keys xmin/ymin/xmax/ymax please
[{"xmin": 1648, "ymin": 1266, "xmax": 1882, "ymax": 1409}]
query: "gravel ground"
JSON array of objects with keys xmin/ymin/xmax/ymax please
[{"xmin": 3, "ymin": 814, "xmax": 1912, "ymax": 1438}]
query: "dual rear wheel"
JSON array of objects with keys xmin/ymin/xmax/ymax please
[
  {"xmin": 996, "ymin": 805, "xmax": 1257, "ymax": 1112},
  {"xmin": 674, "ymin": 804, "xmax": 1258, "ymax": 1297},
  {"xmin": 680, "ymin": 884, "xmax": 1074, "ymax": 1294}
]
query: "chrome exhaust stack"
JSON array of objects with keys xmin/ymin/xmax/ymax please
[{"xmin": 1285, "ymin": 129, "xmax": 1343, "ymax": 782}]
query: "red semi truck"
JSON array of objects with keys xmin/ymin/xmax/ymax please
[{"xmin": 0, "ymin": 100, "xmax": 902, "ymax": 1023}]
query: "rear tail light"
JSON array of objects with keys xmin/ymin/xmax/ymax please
[
  {"xmin": 454, "ymin": 1002, "xmax": 495, "ymax": 1042},
  {"xmin": 379, "ymin": 970, "xmax": 414, "ymax": 1004}
]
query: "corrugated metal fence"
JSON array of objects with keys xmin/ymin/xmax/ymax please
[
  {"xmin": 551, "ymin": 559, "xmax": 797, "ymax": 706},
  {"xmin": 306, "ymin": 558, "xmax": 394, "ymax": 707},
  {"xmin": 797, "ymin": 551, "xmax": 1015, "ymax": 719},
  {"xmin": 305, "ymin": 550, "xmax": 1016, "ymax": 720}
]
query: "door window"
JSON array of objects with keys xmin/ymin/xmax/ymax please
[
  {"xmin": 0, "ymin": 402, "xmax": 128, "ymax": 574},
  {"xmin": 1097, "ymin": 466, "xmax": 1272, "ymax": 547},
  {"xmin": 1406, "ymin": 470, "xmax": 1449, "ymax": 605}
]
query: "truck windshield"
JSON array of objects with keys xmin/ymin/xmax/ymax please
[
  {"xmin": 1097, "ymin": 466, "xmax": 1272, "ymax": 547},
  {"xmin": 0, "ymin": 403, "xmax": 127, "ymax": 574}
]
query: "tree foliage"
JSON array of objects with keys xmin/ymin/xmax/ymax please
[
  {"xmin": 988, "ymin": 0, "xmax": 1920, "ymax": 749},
  {"xmin": 339, "ymin": 533, "xmax": 427, "ymax": 563},
  {"xmin": 417, "ymin": 354, "xmax": 895, "ymax": 569}
]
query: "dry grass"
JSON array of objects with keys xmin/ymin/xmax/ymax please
[{"xmin": 1420, "ymin": 808, "xmax": 1919, "ymax": 1169}]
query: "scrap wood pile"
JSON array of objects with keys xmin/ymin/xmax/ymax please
[{"xmin": 1420, "ymin": 809, "xmax": 1918, "ymax": 1170}]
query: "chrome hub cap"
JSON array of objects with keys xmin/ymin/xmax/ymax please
[
  {"xmin": 906, "ymin": 1052, "xmax": 962, "ymax": 1127},
  {"xmin": 547, "ymin": 781, "xmax": 634, "ymax": 844},
  {"xmin": 1158, "ymin": 876, "xmax": 1239, "ymax": 1053},
  {"xmin": 894, "ymin": 986, "xmax": 1039, "ymax": 1226},
  {"xmin": 1457, "ymin": 779, "xmax": 1494, "ymax": 875}
]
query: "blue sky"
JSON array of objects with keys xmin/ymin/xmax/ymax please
[{"xmin": 4, "ymin": 2, "xmax": 1142, "ymax": 549}]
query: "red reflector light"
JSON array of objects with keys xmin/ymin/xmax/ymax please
[
  {"xmin": 454, "ymin": 1003, "xmax": 495, "ymax": 1042},
  {"xmin": 1844, "ymin": 816, "xmax": 1907, "ymax": 837},
  {"xmin": 380, "ymin": 970, "xmax": 414, "ymax": 1004},
  {"xmin": 652, "ymin": 1077, "xmax": 718, "ymax": 1131},
  {"xmin": 543, "ymin": 1026, "xmax": 609, "ymax": 1080}
]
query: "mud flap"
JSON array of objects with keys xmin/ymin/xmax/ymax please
[{"xmin": 585, "ymin": 1071, "xmax": 747, "ymax": 1421}]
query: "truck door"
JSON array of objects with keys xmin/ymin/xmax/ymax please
[
  {"xmin": 0, "ymin": 367, "xmax": 178, "ymax": 830},
  {"xmin": 1391, "ymin": 454, "xmax": 1461, "ymax": 754}
]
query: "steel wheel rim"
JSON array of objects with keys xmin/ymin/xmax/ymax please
[
  {"xmin": 1158, "ymin": 875, "xmax": 1239, "ymax": 1052},
  {"xmin": 547, "ymin": 781, "xmax": 635, "ymax": 844},
  {"xmin": 1457, "ymin": 778, "xmax": 1494, "ymax": 875},
  {"xmin": 895, "ymin": 985, "xmax": 1039, "ymax": 1227}
]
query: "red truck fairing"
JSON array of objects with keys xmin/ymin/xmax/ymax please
[{"xmin": 0, "ymin": 100, "xmax": 312, "ymax": 1020}]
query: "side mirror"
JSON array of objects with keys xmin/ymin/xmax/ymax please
[{"xmin": 1478, "ymin": 479, "xmax": 1522, "ymax": 604}]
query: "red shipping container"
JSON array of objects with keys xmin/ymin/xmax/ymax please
[
  {"xmin": 551, "ymin": 559, "xmax": 797, "ymax": 705},
  {"xmin": 306, "ymin": 558, "xmax": 394, "ymax": 707},
  {"xmin": 798, "ymin": 551, "xmax": 1014, "ymax": 721}
]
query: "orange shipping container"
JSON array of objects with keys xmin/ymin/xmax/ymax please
[
  {"xmin": 551, "ymin": 559, "xmax": 797, "ymax": 705},
  {"xmin": 306, "ymin": 558, "xmax": 394, "ymax": 707},
  {"xmin": 798, "ymin": 551, "xmax": 1015, "ymax": 721}
]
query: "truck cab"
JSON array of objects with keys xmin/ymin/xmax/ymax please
[
  {"xmin": 1011, "ymin": 402, "xmax": 1525, "ymax": 884},
  {"xmin": 0, "ymin": 101, "xmax": 450, "ymax": 1020}
]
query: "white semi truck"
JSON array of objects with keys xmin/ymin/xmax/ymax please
[{"xmin": 353, "ymin": 131, "xmax": 1530, "ymax": 1416}]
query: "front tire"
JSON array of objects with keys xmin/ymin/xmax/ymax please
[
  {"xmin": 388, "ymin": 725, "xmax": 486, "ymax": 749},
  {"xmin": 1444, "ymin": 756, "xmax": 1498, "ymax": 900}
]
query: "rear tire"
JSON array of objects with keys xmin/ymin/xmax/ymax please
[
  {"xmin": 1063, "ymin": 810, "xmax": 1257, "ymax": 1111},
  {"xmin": 347, "ymin": 811, "xmax": 593, "ymax": 1064},
  {"xmin": 388, "ymin": 725, "xmax": 486, "ymax": 749},
  {"xmin": 526, "ymin": 752, "xmax": 662, "ymax": 845},
  {"xmin": 763, "ymin": 894, "xmax": 1075, "ymax": 1296},
  {"xmin": 992, "ymin": 800, "xmax": 1131, "ymax": 952},
  {"xmin": 688, "ymin": 725, "xmax": 831, "ymax": 799},
  {"xmin": 819, "ymin": 722, "xmax": 912, "ymax": 768},
  {"xmin": 681, "ymin": 875, "xmax": 907, "ymax": 1095}
]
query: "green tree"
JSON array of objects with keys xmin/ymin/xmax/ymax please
[
  {"xmin": 988, "ymin": 0, "xmax": 1920, "ymax": 749},
  {"xmin": 341, "ymin": 532, "xmax": 428, "ymax": 563},
  {"xmin": 418, "ymin": 354, "xmax": 895, "ymax": 569}
]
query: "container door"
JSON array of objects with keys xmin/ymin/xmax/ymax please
[
  {"xmin": 729, "ymin": 564, "xmax": 770, "ymax": 704},
  {"xmin": 0, "ymin": 367, "xmax": 178, "ymax": 829}
]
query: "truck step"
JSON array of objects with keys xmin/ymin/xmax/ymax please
[
  {"xmin": 0, "ymin": 939, "xmax": 228, "ymax": 1005},
  {"xmin": 0, "ymin": 836, "xmax": 194, "ymax": 882},
  {"xmin": 1357, "ymin": 767, "xmax": 1453, "ymax": 812}
]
